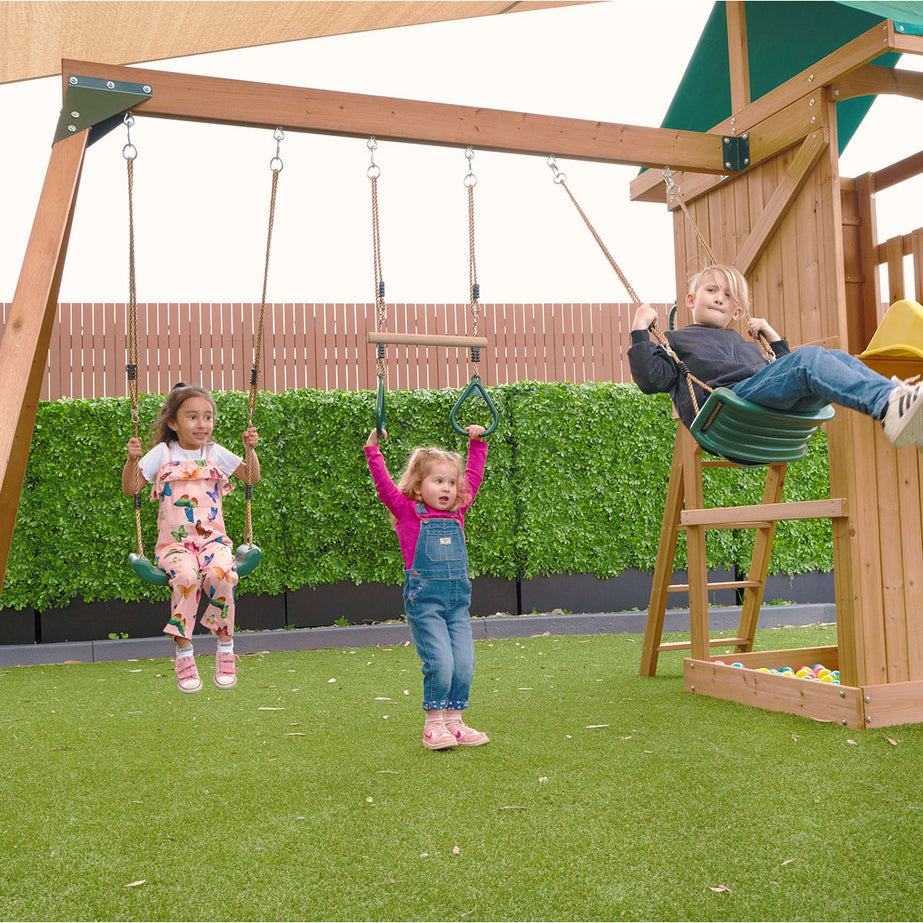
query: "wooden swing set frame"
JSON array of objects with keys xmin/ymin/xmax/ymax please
[{"xmin": 3, "ymin": 4, "xmax": 923, "ymax": 727}]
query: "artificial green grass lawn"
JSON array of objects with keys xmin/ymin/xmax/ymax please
[{"xmin": 2, "ymin": 624, "xmax": 922, "ymax": 922}]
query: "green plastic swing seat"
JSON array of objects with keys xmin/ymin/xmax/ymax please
[
  {"xmin": 688, "ymin": 387, "xmax": 834, "ymax": 466},
  {"xmin": 128, "ymin": 543, "xmax": 262, "ymax": 586}
]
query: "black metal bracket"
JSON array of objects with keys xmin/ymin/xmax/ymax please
[
  {"xmin": 721, "ymin": 132, "xmax": 750, "ymax": 172},
  {"xmin": 53, "ymin": 74, "xmax": 153, "ymax": 147}
]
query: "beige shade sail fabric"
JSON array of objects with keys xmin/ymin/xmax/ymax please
[{"xmin": 2, "ymin": 1, "xmax": 589, "ymax": 85}]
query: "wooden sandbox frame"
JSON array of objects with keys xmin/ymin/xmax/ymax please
[{"xmin": 0, "ymin": 5, "xmax": 922, "ymax": 728}]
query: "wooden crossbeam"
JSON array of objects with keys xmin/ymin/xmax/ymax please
[
  {"xmin": 366, "ymin": 332, "xmax": 488, "ymax": 348},
  {"xmin": 61, "ymin": 59, "xmax": 730, "ymax": 173}
]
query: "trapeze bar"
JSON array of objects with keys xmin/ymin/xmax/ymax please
[{"xmin": 366, "ymin": 332, "xmax": 488, "ymax": 348}]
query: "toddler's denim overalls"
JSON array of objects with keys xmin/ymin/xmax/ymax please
[
  {"xmin": 403, "ymin": 503, "xmax": 475, "ymax": 712},
  {"xmin": 152, "ymin": 444, "xmax": 239, "ymax": 640}
]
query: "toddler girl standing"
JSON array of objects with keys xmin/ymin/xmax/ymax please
[
  {"xmin": 365, "ymin": 425, "xmax": 490, "ymax": 750},
  {"xmin": 122, "ymin": 383, "xmax": 260, "ymax": 693}
]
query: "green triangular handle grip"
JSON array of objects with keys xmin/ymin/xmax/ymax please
[
  {"xmin": 235, "ymin": 543, "xmax": 263, "ymax": 577},
  {"xmin": 376, "ymin": 373, "xmax": 387, "ymax": 437},
  {"xmin": 450, "ymin": 374, "xmax": 499, "ymax": 437},
  {"xmin": 128, "ymin": 553, "xmax": 170, "ymax": 586}
]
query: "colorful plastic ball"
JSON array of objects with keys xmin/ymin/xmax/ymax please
[
  {"xmin": 795, "ymin": 667, "xmax": 814, "ymax": 678},
  {"xmin": 820, "ymin": 674, "xmax": 835, "ymax": 683},
  {"xmin": 731, "ymin": 662, "xmax": 745, "ymax": 668}
]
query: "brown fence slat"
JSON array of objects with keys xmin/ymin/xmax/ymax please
[{"xmin": 0, "ymin": 301, "xmax": 670, "ymax": 401}]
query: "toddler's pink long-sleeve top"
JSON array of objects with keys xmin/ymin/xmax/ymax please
[{"xmin": 364, "ymin": 439, "xmax": 488, "ymax": 569}]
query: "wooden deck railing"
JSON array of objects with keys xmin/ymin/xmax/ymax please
[{"xmin": 0, "ymin": 301, "xmax": 666, "ymax": 401}]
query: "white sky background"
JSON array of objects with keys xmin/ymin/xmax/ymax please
[{"xmin": 2, "ymin": 0, "xmax": 923, "ymax": 308}]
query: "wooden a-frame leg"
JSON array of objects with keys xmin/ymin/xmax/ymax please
[
  {"xmin": 639, "ymin": 430, "xmax": 685, "ymax": 676},
  {"xmin": 680, "ymin": 428, "xmax": 711, "ymax": 663},
  {"xmin": 0, "ymin": 132, "xmax": 87, "ymax": 596},
  {"xmin": 735, "ymin": 462, "xmax": 787, "ymax": 652}
]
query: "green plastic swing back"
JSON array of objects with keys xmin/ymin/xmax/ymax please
[
  {"xmin": 450, "ymin": 374, "xmax": 499, "ymax": 437},
  {"xmin": 376, "ymin": 372, "xmax": 387, "ymax": 436},
  {"xmin": 689, "ymin": 387, "xmax": 834, "ymax": 466}
]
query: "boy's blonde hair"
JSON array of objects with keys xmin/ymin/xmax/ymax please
[
  {"xmin": 397, "ymin": 447, "xmax": 471, "ymax": 511},
  {"xmin": 688, "ymin": 264, "xmax": 751, "ymax": 316}
]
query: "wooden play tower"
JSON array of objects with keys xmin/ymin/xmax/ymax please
[
  {"xmin": 1, "ymin": 4, "xmax": 922, "ymax": 727},
  {"xmin": 630, "ymin": 6, "xmax": 923, "ymax": 728}
]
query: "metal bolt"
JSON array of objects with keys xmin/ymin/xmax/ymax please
[
  {"xmin": 724, "ymin": 137, "xmax": 730, "ymax": 144},
  {"xmin": 744, "ymin": 158, "xmax": 749, "ymax": 165},
  {"xmin": 867, "ymin": 716, "xmax": 873, "ymax": 723},
  {"xmin": 690, "ymin": 685, "xmax": 696, "ymax": 692},
  {"xmin": 70, "ymin": 111, "xmax": 80, "ymax": 119},
  {"xmin": 69, "ymin": 76, "xmax": 78, "ymax": 85},
  {"xmin": 839, "ymin": 690, "xmax": 845, "ymax": 698},
  {"xmin": 143, "ymin": 85, "xmax": 151, "ymax": 93},
  {"xmin": 834, "ymin": 89, "xmax": 841, "ymax": 97},
  {"xmin": 742, "ymin": 132, "xmax": 748, "ymax": 140},
  {"xmin": 808, "ymin": 73, "xmax": 815, "ymax": 82},
  {"xmin": 809, "ymin": 98, "xmax": 816, "ymax": 107},
  {"xmin": 730, "ymin": 128, "xmax": 736, "ymax": 135},
  {"xmin": 725, "ymin": 162, "xmax": 732, "ymax": 169},
  {"xmin": 841, "ymin": 719, "xmax": 847, "ymax": 726},
  {"xmin": 865, "ymin": 696, "xmax": 871, "ymax": 703},
  {"xmin": 811, "ymin": 117, "xmax": 816, "ymax": 124},
  {"xmin": 67, "ymin": 125, "xmax": 77, "ymax": 132},
  {"xmin": 107, "ymin": 81, "xmax": 115, "ymax": 89}
]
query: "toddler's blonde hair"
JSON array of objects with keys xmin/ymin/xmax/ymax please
[
  {"xmin": 688, "ymin": 264, "xmax": 751, "ymax": 316},
  {"xmin": 397, "ymin": 447, "xmax": 471, "ymax": 511}
]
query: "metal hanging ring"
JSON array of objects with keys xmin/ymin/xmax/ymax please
[
  {"xmin": 547, "ymin": 154, "xmax": 566, "ymax": 185},
  {"xmin": 122, "ymin": 112, "xmax": 137, "ymax": 160}
]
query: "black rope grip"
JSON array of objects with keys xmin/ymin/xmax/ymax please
[
  {"xmin": 250, "ymin": 367, "xmax": 258, "ymax": 387},
  {"xmin": 472, "ymin": 283, "xmax": 480, "ymax": 300},
  {"xmin": 470, "ymin": 345, "xmax": 481, "ymax": 363},
  {"xmin": 378, "ymin": 281, "xmax": 385, "ymax": 299},
  {"xmin": 126, "ymin": 363, "xmax": 137, "ymax": 381},
  {"xmin": 377, "ymin": 343, "xmax": 385, "ymax": 360},
  {"xmin": 134, "ymin": 493, "xmax": 142, "ymax": 510},
  {"xmin": 245, "ymin": 484, "xmax": 253, "ymax": 500}
]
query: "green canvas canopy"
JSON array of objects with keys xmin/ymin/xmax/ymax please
[{"xmin": 660, "ymin": 0, "xmax": 923, "ymax": 154}]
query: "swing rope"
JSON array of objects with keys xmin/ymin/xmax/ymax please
[
  {"xmin": 662, "ymin": 167, "xmax": 775, "ymax": 365},
  {"xmin": 547, "ymin": 154, "xmax": 710, "ymax": 415},
  {"xmin": 368, "ymin": 138, "xmax": 388, "ymax": 435},
  {"xmin": 465, "ymin": 147, "xmax": 482, "ymax": 367},
  {"xmin": 123, "ymin": 114, "xmax": 145, "ymax": 560},
  {"xmin": 244, "ymin": 127, "xmax": 284, "ymax": 546}
]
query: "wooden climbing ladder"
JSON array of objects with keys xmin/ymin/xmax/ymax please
[{"xmin": 639, "ymin": 423, "xmax": 848, "ymax": 677}]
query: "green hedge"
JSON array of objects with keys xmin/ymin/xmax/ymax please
[{"xmin": 0, "ymin": 383, "xmax": 832, "ymax": 612}]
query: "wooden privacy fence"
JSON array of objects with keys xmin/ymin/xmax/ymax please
[{"xmin": 1, "ymin": 302, "xmax": 665, "ymax": 401}]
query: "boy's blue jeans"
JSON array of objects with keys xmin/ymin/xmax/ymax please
[{"xmin": 731, "ymin": 346, "xmax": 894, "ymax": 419}]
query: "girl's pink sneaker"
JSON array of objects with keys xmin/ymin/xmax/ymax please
[
  {"xmin": 174, "ymin": 654, "xmax": 202, "ymax": 693},
  {"xmin": 214, "ymin": 649, "xmax": 239, "ymax": 688},
  {"xmin": 446, "ymin": 719, "xmax": 489, "ymax": 746}
]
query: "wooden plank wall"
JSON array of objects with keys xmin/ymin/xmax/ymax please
[{"xmin": 0, "ymin": 301, "xmax": 657, "ymax": 400}]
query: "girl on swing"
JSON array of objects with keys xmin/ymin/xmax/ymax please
[
  {"xmin": 629, "ymin": 264, "xmax": 923, "ymax": 449},
  {"xmin": 365, "ymin": 424, "xmax": 490, "ymax": 751},
  {"xmin": 122, "ymin": 383, "xmax": 260, "ymax": 693}
]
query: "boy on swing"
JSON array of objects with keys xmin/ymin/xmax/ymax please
[{"xmin": 628, "ymin": 264, "xmax": 923, "ymax": 450}]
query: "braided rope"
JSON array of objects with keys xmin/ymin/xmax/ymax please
[
  {"xmin": 245, "ymin": 138, "xmax": 282, "ymax": 546},
  {"xmin": 663, "ymin": 168, "xmax": 775, "ymax": 364},
  {"xmin": 124, "ymin": 133, "xmax": 145, "ymax": 559},
  {"xmin": 465, "ymin": 148, "xmax": 482, "ymax": 372}
]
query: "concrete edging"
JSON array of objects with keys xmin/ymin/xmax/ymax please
[{"xmin": 0, "ymin": 603, "xmax": 836, "ymax": 668}]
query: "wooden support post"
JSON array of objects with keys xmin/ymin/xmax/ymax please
[
  {"xmin": 0, "ymin": 131, "xmax": 88, "ymax": 595},
  {"xmin": 726, "ymin": 2, "xmax": 751, "ymax": 112}
]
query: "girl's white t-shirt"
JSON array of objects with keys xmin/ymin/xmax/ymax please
[{"xmin": 138, "ymin": 441, "xmax": 242, "ymax": 483}]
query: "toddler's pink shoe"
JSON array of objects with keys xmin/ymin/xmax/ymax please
[
  {"xmin": 446, "ymin": 719, "xmax": 489, "ymax": 746},
  {"xmin": 214, "ymin": 649, "xmax": 239, "ymax": 689},
  {"xmin": 174, "ymin": 654, "xmax": 202, "ymax": 693},
  {"xmin": 423, "ymin": 721, "xmax": 459, "ymax": 750}
]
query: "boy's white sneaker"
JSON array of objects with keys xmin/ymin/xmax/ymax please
[{"xmin": 882, "ymin": 379, "xmax": 923, "ymax": 448}]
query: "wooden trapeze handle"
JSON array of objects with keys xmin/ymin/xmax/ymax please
[{"xmin": 367, "ymin": 332, "xmax": 488, "ymax": 348}]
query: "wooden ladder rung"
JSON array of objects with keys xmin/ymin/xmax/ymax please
[
  {"xmin": 667, "ymin": 580, "xmax": 762, "ymax": 593},
  {"xmin": 658, "ymin": 636, "xmax": 751, "ymax": 652},
  {"xmin": 681, "ymin": 497, "xmax": 847, "ymax": 528}
]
